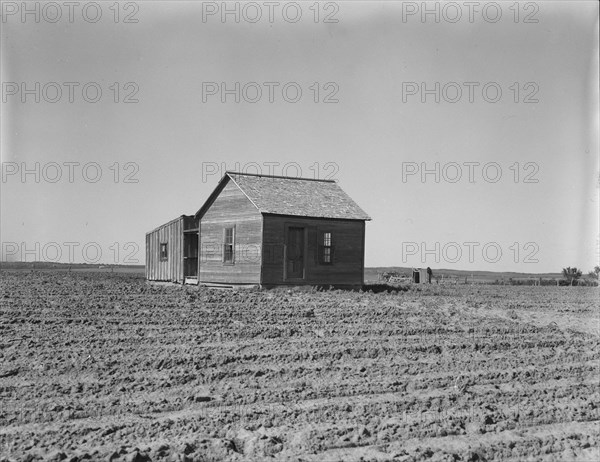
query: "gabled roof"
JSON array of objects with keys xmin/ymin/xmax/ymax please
[{"xmin": 195, "ymin": 172, "xmax": 371, "ymax": 221}]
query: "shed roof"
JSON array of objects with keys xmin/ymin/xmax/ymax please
[
  {"xmin": 145, "ymin": 215, "xmax": 187, "ymax": 236},
  {"xmin": 195, "ymin": 172, "xmax": 371, "ymax": 221}
]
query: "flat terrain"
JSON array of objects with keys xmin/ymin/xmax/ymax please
[{"xmin": 1, "ymin": 271, "xmax": 598, "ymax": 461}]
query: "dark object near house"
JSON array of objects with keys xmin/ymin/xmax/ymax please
[
  {"xmin": 427, "ymin": 267, "xmax": 432, "ymax": 283},
  {"xmin": 146, "ymin": 172, "xmax": 371, "ymax": 288},
  {"xmin": 412, "ymin": 268, "xmax": 428, "ymax": 284}
]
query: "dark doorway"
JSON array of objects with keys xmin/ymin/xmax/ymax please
[{"xmin": 184, "ymin": 232, "xmax": 198, "ymax": 277}]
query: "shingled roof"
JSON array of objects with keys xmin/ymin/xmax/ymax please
[{"xmin": 196, "ymin": 172, "xmax": 371, "ymax": 221}]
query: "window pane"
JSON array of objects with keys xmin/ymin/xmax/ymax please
[
  {"xmin": 224, "ymin": 227, "xmax": 235, "ymax": 263},
  {"xmin": 225, "ymin": 227, "xmax": 234, "ymax": 245},
  {"xmin": 224, "ymin": 244, "xmax": 233, "ymax": 263}
]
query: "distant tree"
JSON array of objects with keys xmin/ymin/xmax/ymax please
[
  {"xmin": 562, "ymin": 267, "xmax": 583, "ymax": 285},
  {"xmin": 587, "ymin": 266, "xmax": 600, "ymax": 279}
]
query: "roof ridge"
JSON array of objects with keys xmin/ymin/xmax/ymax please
[{"xmin": 226, "ymin": 171, "xmax": 337, "ymax": 183}]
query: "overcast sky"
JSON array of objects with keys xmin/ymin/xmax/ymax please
[{"xmin": 1, "ymin": 0, "xmax": 598, "ymax": 272}]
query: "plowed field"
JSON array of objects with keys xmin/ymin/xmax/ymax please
[{"xmin": 1, "ymin": 271, "xmax": 598, "ymax": 461}]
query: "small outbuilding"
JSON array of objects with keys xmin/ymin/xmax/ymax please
[
  {"xmin": 412, "ymin": 268, "xmax": 428, "ymax": 284},
  {"xmin": 146, "ymin": 172, "xmax": 371, "ymax": 288}
]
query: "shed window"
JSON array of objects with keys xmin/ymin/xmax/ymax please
[
  {"xmin": 223, "ymin": 227, "xmax": 235, "ymax": 264},
  {"xmin": 160, "ymin": 243, "xmax": 168, "ymax": 261},
  {"xmin": 319, "ymin": 232, "xmax": 333, "ymax": 264}
]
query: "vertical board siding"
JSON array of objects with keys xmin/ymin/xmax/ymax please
[
  {"xmin": 262, "ymin": 215, "xmax": 365, "ymax": 287},
  {"xmin": 145, "ymin": 216, "xmax": 185, "ymax": 283},
  {"xmin": 199, "ymin": 180, "xmax": 262, "ymax": 284}
]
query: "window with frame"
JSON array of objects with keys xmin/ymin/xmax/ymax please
[
  {"xmin": 160, "ymin": 243, "xmax": 168, "ymax": 261},
  {"xmin": 320, "ymin": 231, "xmax": 333, "ymax": 264},
  {"xmin": 223, "ymin": 227, "xmax": 235, "ymax": 264}
]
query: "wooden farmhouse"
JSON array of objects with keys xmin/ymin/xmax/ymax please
[{"xmin": 146, "ymin": 172, "xmax": 371, "ymax": 288}]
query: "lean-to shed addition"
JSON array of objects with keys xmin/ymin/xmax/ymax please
[{"xmin": 145, "ymin": 215, "xmax": 198, "ymax": 283}]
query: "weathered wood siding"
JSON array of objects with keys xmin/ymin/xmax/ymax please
[
  {"xmin": 145, "ymin": 216, "xmax": 185, "ymax": 282},
  {"xmin": 261, "ymin": 215, "xmax": 365, "ymax": 287},
  {"xmin": 199, "ymin": 180, "xmax": 262, "ymax": 284}
]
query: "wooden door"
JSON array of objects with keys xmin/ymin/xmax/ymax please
[{"xmin": 286, "ymin": 227, "xmax": 305, "ymax": 279}]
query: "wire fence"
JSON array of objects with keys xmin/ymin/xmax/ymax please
[{"xmin": 377, "ymin": 272, "xmax": 598, "ymax": 287}]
